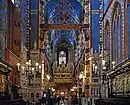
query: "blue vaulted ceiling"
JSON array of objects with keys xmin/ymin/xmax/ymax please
[{"xmin": 45, "ymin": 0, "xmax": 84, "ymax": 46}]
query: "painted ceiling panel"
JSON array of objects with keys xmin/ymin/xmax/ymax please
[
  {"xmin": 46, "ymin": 0, "xmax": 59, "ymax": 19},
  {"xmin": 45, "ymin": 0, "xmax": 84, "ymax": 45},
  {"xmin": 52, "ymin": 35, "xmax": 75, "ymax": 45}
]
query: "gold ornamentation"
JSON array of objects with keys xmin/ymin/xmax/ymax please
[{"xmin": 56, "ymin": 64, "xmax": 70, "ymax": 73}]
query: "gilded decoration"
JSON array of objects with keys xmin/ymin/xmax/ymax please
[
  {"xmin": 0, "ymin": 59, "xmax": 13, "ymax": 92},
  {"xmin": 54, "ymin": 64, "xmax": 73, "ymax": 83},
  {"xmin": 112, "ymin": 74, "xmax": 130, "ymax": 95},
  {"xmin": 0, "ymin": 74, "xmax": 6, "ymax": 92}
]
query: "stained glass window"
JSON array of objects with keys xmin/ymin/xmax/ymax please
[
  {"xmin": 30, "ymin": 0, "xmax": 38, "ymax": 49},
  {"xmin": 117, "ymin": 16, "xmax": 121, "ymax": 63},
  {"xmin": 59, "ymin": 51, "xmax": 66, "ymax": 64},
  {"xmin": 103, "ymin": 0, "xmax": 112, "ymax": 14},
  {"xmin": 113, "ymin": 20, "xmax": 116, "ymax": 62},
  {"xmin": 128, "ymin": 3, "xmax": 130, "ymax": 57},
  {"xmin": 105, "ymin": 21, "xmax": 110, "ymax": 52},
  {"xmin": 112, "ymin": 3, "xmax": 121, "ymax": 63}
]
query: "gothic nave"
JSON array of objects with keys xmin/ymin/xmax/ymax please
[{"xmin": 0, "ymin": 0, "xmax": 130, "ymax": 105}]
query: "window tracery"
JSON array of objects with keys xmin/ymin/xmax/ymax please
[
  {"xmin": 59, "ymin": 51, "xmax": 66, "ymax": 65},
  {"xmin": 112, "ymin": 2, "xmax": 122, "ymax": 63},
  {"xmin": 128, "ymin": 2, "xmax": 130, "ymax": 57},
  {"xmin": 104, "ymin": 21, "xmax": 110, "ymax": 53}
]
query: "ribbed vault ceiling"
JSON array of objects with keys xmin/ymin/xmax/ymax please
[{"xmin": 45, "ymin": 0, "xmax": 84, "ymax": 46}]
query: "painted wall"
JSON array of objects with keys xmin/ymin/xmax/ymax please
[
  {"xmin": 30, "ymin": 0, "xmax": 38, "ymax": 49},
  {"xmin": 21, "ymin": 0, "xmax": 27, "ymax": 46},
  {"xmin": 0, "ymin": 0, "xmax": 7, "ymax": 59},
  {"xmin": 102, "ymin": 0, "xmax": 125, "ymax": 63},
  {"xmin": 103, "ymin": 0, "xmax": 112, "ymax": 14},
  {"xmin": 6, "ymin": 0, "xmax": 21, "ymax": 57},
  {"xmin": 91, "ymin": 0, "xmax": 100, "ymax": 52}
]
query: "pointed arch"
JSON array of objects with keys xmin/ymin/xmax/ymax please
[
  {"xmin": 45, "ymin": 0, "xmax": 84, "ymax": 46},
  {"xmin": 126, "ymin": 0, "xmax": 130, "ymax": 57},
  {"xmin": 111, "ymin": 1, "xmax": 122, "ymax": 64}
]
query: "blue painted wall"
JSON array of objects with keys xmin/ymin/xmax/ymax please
[
  {"xmin": 91, "ymin": 0, "xmax": 100, "ymax": 52},
  {"xmin": 30, "ymin": 0, "xmax": 38, "ymax": 49},
  {"xmin": 21, "ymin": 0, "xmax": 27, "ymax": 46},
  {"xmin": 128, "ymin": 3, "xmax": 130, "ymax": 57}
]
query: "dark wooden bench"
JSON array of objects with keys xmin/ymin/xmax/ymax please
[
  {"xmin": 0, "ymin": 99, "xmax": 26, "ymax": 105},
  {"xmin": 95, "ymin": 98, "xmax": 130, "ymax": 105}
]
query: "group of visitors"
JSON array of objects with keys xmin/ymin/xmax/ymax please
[{"xmin": 39, "ymin": 93, "xmax": 79, "ymax": 105}]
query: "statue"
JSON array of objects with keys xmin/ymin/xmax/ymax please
[{"xmin": 61, "ymin": 64, "xmax": 65, "ymax": 71}]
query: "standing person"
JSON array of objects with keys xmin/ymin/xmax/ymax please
[
  {"xmin": 50, "ymin": 95, "xmax": 54, "ymax": 105},
  {"xmin": 32, "ymin": 98, "xmax": 35, "ymax": 105},
  {"xmin": 56, "ymin": 96, "xmax": 60, "ymax": 105},
  {"xmin": 47, "ymin": 89, "xmax": 52, "ymax": 105},
  {"xmin": 41, "ymin": 95, "xmax": 47, "ymax": 105},
  {"xmin": 71, "ymin": 96, "xmax": 74, "ymax": 105},
  {"xmin": 60, "ymin": 96, "xmax": 65, "ymax": 105},
  {"xmin": 75, "ymin": 95, "xmax": 78, "ymax": 105},
  {"xmin": 64, "ymin": 98, "xmax": 68, "ymax": 105},
  {"xmin": 26, "ymin": 99, "xmax": 30, "ymax": 105},
  {"xmin": 53, "ymin": 95, "xmax": 57, "ymax": 105},
  {"xmin": 68, "ymin": 96, "xmax": 71, "ymax": 105},
  {"xmin": 40, "ymin": 91, "xmax": 47, "ymax": 105}
]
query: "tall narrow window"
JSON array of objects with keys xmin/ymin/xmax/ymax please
[
  {"xmin": 117, "ymin": 16, "xmax": 121, "ymax": 62},
  {"xmin": 105, "ymin": 21, "xmax": 110, "ymax": 53},
  {"xmin": 113, "ymin": 19, "xmax": 117, "ymax": 62},
  {"xmin": 128, "ymin": 3, "xmax": 130, "ymax": 57},
  {"xmin": 112, "ymin": 3, "xmax": 122, "ymax": 63},
  {"xmin": 59, "ymin": 51, "xmax": 66, "ymax": 64}
]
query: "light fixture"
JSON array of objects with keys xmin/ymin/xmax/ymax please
[
  {"xmin": 21, "ymin": 66, "xmax": 25, "ymax": 74},
  {"xmin": 22, "ymin": 66, "xmax": 25, "ymax": 70},
  {"xmin": 17, "ymin": 63, "xmax": 20, "ymax": 71},
  {"xmin": 70, "ymin": 89, "xmax": 74, "ymax": 91},
  {"xmin": 60, "ymin": 92, "xmax": 64, "ymax": 95},
  {"xmin": 26, "ymin": 62, "xmax": 29, "ymax": 65},
  {"xmin": 36, "ymin": 63, "xmax": 39, "ymax": 66},
  {"xmin": 112, "ymin": 61, "xmax": 115, "ymax": 69},
  {"xmin": 32, "ymin": 67, "xmax": 35, "ymax": 71},
  {"xmin": 103, "ymin": 66, "xmax": 106, "ymax": 69},
  {"xmin": 73, "ymin": 86, "xmax": 77, "ymax": 89},
  {"xmin": 29, "ymin": 60, "xmax": 31, "ymax": 63},
  {"xmin": 39, "ymin": 65, "xmax": 42, "ymax": 69},
  {"xmin": 102, "ymin": 60, "xmax": 105, "ymax": 66},
  {"xmin": 79, "ymin": 73, "xmax": 83, "ymax": 79},
  {"xmin": 88, "ymin": 57, "xmax": 91, "ymax": 60},
  {"xmin": 95, "ymin": 65, "xmax": 98, "ymax": 70},
  {"xmin": 99, "ymin": 54, "xmax": 102, "ymax": 57},
  {"xmin": 47, "ymin": 75, "xmax": 50, "ymax": 80},
  {"xmin": 42, "ymin": 63, "xmax": 44, "ymax": 67},
  {"xmin": 93, "ymin": 64, "xmax": 95, "ymax": 67},
  {"xmin": 17, "ymin": 63, "xmax": 20, "ymax": 66},
  {"xmin": 52, "ymin": 87, "xmax": 55, "ymax": 92},
  {"xmin": 112, "ymin": 61, "xmax": 115, "ymax": 65}
]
